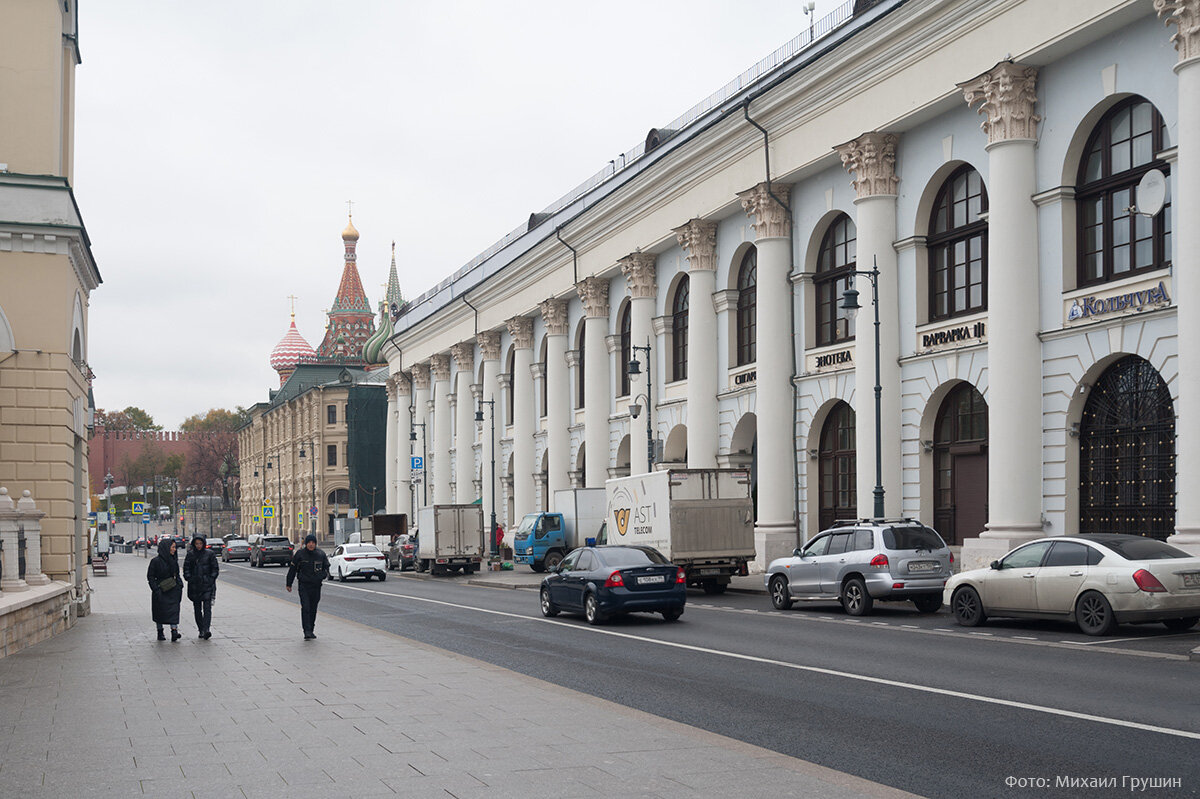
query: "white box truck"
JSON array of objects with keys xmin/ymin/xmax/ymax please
[
  {"xmin": 415, "ymin": 505, "xmax": 485, "ymax": 576},
  {"xmin": 512, "ymin": 488, "xmax": 606, "ymax": 571},
  {"xmin": 604, "ymin": 469, "xmax": 755, "ymax": 593}
]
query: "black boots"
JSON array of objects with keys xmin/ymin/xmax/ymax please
[
  {"xmin": 157, "ymin": 629, "xmax": 166, "ymax": 641},
  {"xmin": 170, "ymin": 629, "xmax": 181, "ymax": 642}
]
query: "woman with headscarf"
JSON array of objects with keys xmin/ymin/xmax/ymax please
[
  {"xmin": 147, "ymin": 537, "xmax": 183, "ymax": 641},
  {"xmin": 183, "ymin": 534, "xmax": 220, "ymax": 639}
]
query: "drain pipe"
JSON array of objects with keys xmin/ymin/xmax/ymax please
[
  {"xmin": 555, "ymin": 226, "xmax": 579, "ymax": 285},
  {"xmin": 461, "ymin": 295, "xmax": 480, "ymax": 338},
  {"xmin": 744, "ymin": 98, "xmax": 804, "ymax": 545}
]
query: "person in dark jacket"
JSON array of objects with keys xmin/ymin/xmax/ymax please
[
  {"xmin": 286, "ymin": 534, "xmax": 330, "ymax": 640},
  {"xmin": 147, "ymin": 538, "xmax": 183, "ymax": 641},
  {"xmin": 183, "ymin": 534, "xmax": 220, "ymax": 639}
]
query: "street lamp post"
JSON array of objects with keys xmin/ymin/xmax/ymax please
[
  {"xmin": 409, "ymin": 405, "xmax": 428, "ymax": 508},
  {"xmin": 276, "ymin": 457, "xmax": 284, "ymax": 537},
  {"xmin": 841, "ymin": 257, "xmax": 885, "ymax": 519},
  {"xmin": 298, "ymin": 440, "xmax": 317, "ymax": 540},
  {"xmin": 254, "ymin": 462, "xmax": 269, "ymax": 536},
  {"xmin": 475, "ymin": 397, "xmax": 497, "ymax": 558},
  {"xmin": 626, "ymin": 339, "xmax": 655, "ymax": 469}
]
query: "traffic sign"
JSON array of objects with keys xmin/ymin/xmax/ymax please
[
  {"xmin": 253, "ymin": 515, "xmax": 262, "ymax": 524},
  {"xmin": 411, "ymin": 456, "xmax": 424, "ymax": 470},
  {"xmin": 132, "ymin": 502, "xmax": 146, "ymax": 515},
  {"xmin": 297, "ymin": 510, "xmax": 305, "ymax": 524},
  {"xmin": 262, "ymin": 504, "xmax": 275, "ymax": 519},
  {"xmin": 142, "ymin": 514, "xmax": 150, "ymax": 524},
  {"xmin": 310, "ymin": 506, "xmax": 318, "ymax": 515}
]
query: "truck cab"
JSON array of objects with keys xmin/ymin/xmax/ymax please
[{"xmin": 513, "ymin": 512, "xmax": 566, "ymax": 572}]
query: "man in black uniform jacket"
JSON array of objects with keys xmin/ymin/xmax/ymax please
[{"xmin": 286, "ymin": 534, "xmax": 330, "ymax": 640}]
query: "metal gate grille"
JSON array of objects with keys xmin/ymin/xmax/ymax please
[{"xmin": 1079, "ymin": 356, "xmax": 1175, "ymax": 540}]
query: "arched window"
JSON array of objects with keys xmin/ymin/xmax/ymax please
[
  {"xmin": 928, "ymin": 165, "xmax": 988, "ymax": 321},
  {"xmin": 815, "ymin": 215, "xmax": 857, "ymax": 346},
  {"xmin": 327, "ymin": 488, "xmax": 350, "ymax": 506},
  {"xmin": 505, "ymin": 349, "xmax": 515, "ymax": 426},
  {"xmin": 619, "ymin": 304, "xmax": 631, "ymax": 397},
  {"xmin": 671, "ymin": 276, "xmax": 689, "ymax": 381},
  {"xmin": 736, "ymin": 248, "xmax": 757, "ymax": 366},
  {"xmin": 818, "ymin": 402, "xmax": 856, "ymax": 531},
  {"xmin": 576, "ymin": 325, "xmax": 585, "ymax": 410},
  {"xmin": 1077, "ymin": 97, "xmax": 1171, "ymax": 287}
]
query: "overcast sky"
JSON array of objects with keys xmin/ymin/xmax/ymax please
[{"xmin": 75, "ymin": 0, "xmax": 841, "ymax": 429}]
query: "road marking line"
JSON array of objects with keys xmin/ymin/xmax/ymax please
[
  {"xmin": 321, "ymin": 579, "xmax": 1200, "ymax": 742},
  {"xmin": 1013, "ymin": 636, "xmax": 1039, "ymax": 640}
]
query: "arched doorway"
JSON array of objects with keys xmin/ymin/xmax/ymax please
[
  {"xmin": 327, "ymin": 488, "xmax": 350, "ymax": 539},
  {"xmin": 730, "ymin": 413, "xmax": 757, "ymax": 518},
  {"xmin": 1079, "ymin": 355, "xmax": 1175, "ymax": 539},
  {"xmin": 932, "ymin": 383, "xmax": 988, "ymax": 545},
  {"xmin": 818, "ymin": 402, "xmax": 856, "ymax": 531}
]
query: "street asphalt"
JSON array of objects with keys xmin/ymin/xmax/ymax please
[{"xmin": 0, "ymin": 552, "xmax": 920, "ymax": 799}]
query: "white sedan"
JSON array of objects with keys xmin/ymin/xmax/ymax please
[
  {"xmin": 945, "ymin": 534, "xmax": 1200, "ymax": 636},
  {"xmin": 329, "ymin": 544, "xmax": 388, "ymax": 582}
]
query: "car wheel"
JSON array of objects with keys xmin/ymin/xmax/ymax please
[
  {"xmin": 1076, "ymin": 591, "xmax": 1116, "ymax": 636},
  {"xmin": 544, "ymin": 551, "xmax": 564, "ymax": 571},
  {"xmin": 912, "ymin": 594, "xmax": 943, "ymax": 614},
  {"xmin": 584, "ymin": 594, "xmax": 604, "ymax": 626},
  {"xmin": 951, "ymin": 586, "xmax": 986, "ymax": 627},
  {"xmin": 840, "ymin": 577, "xmax": 873, "ymax": 616},
  {"xmin": 530, "ymin": 560, "xmax": 546, "ymax": 574},
  {"xmin": 540, "ymin": 587, "xmax": 559, "ymax": 618},
  {"xmin": 1163, "ymin": 616, "xmax": 1199, "ymax": 632},
  {"xmin": 661, "ymin": 608, "xmax": 683, "ymax": 622},
  {"xmin": 416, "ymin": 559, "xmax": 427, "ymax": 573},
  {"xmin": 338, "ymin": 567, "xmax": 347, "ymax": 583},
  {"xmin": 702, "ymin": 579, "xmax": 726, "ymax": 595},
  {"xmin": 769, "ymin": 575, "xmax": 793, "ymax": 610},
  {"xmin": 378, "ymin": 573, "xmax": 386, "ymax": 582}
]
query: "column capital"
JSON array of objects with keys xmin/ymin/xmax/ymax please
[
  {"xmin": 565, "ymin": 349, "xmax": 581, "ymax": 368},
  {"xmin": 539, "ymin": 297, "xmax": 570, "ymax": 336},
  {"xmin": 958, "ymin": 62, "xmax": 1040, "ymax": 145},
  {"xmin": 470, "ymin": 383, "xmax": 482, "ymax": 401},
  {"xmin": 451, "ymin": 341, "xmax": 474, "ymax": 371},
  {"xmin": 506, "ymin": 315, "xmax": 534, "ymax": 349},
  {"xmin": 576, "ymin": 276, "xmax": 610, "ymax": 318},
  {"xmin": 411, "ymin": 362, "xmax": 431, "ymax": 390},
  {"xmin": 835, "ymin": 132, "xmax": 899, "ymax": 199},
  {"xmin": 1156, "ymin": 0, "xmax": 1200, "ymax": 64},
  {"xmin": 530, "ymin": 362, "xmax": 546, "ymax": 381},
  {"xmin": 386, "ymin": 373, "xmax": 411, "ymax": 399},
  {"xmin": 738, "ymin": 182, "xmax": 792, "ymax": 239},
  {"xmin": 430, "ymin": 353, "xmax": 451, "ymax": 382},
  {"xmin": 478, "ymin": 329, "xmax": 502, "ymax": 361},
  {"xmin": 673, "ymin": 218, "xmax": 718, "ymax": 271},
  {"xmin": 619, "ymin": 252, "xmax": 658, "ymax": 299}
]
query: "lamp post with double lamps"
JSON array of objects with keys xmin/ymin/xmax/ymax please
[
  {"xmin": 253, "ymin": 462, "xmax": 269, "ymax": 536},
  {"xmin": 840, "ymin": 257, "xmax": 885, "ymax": 519},
  {"xmin": 409, "ymin": 404, "xmax": 428, "ymax": 508},
  {"xmin": 475, "ymin": 397, "xmax": 497, "ymax": 557},
  {"xmin": 626, "ymin": 339, "xmax": 655, "ymax": 469}
]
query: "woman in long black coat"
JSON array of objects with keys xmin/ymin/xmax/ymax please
[
  {"xmin": 183, "ymin": 534, "xmax": 219, "ymax": 639},
  {"xmin": 147, "ymin": 538, "xmax": 183, "ymax": 641}
]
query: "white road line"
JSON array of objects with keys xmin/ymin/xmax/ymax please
[
  {"xmin": 321, "ymin": 579, "xmax": 1200, "ymax": 742},
  {"xmin": 1012, "ymin": 636, "xmax": 1039, "ymax": 641}
]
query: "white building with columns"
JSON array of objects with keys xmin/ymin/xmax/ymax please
[{"xmin": 382, "ymin": 0, "xmax": 1199, "ymax": 571}]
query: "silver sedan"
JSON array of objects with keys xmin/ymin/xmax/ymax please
[{"xmin": 945, "ymin": 534, "xmax": 1200, "ymax": 635}]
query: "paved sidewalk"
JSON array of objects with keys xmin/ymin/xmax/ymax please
[{"xmin": 0, "ymin": 553, "xmax": 919, "ymax": 799}]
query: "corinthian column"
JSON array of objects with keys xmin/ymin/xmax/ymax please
[
  {"xmin": 411, "ymin": 363, "xmax": 431, "ymax": 508},
  {"xmin": 430, "ymin": 354, "xmax": 452, "ymax": 505},
  {"xmin": 540, "ymin": 298, "xmax": 571, "ymax": 503},
  {"xmin": 385, "ymin": 375, "xmax": 400, "ymax": 513},
  {"xmin": 620, "ymin": 253, "xmax": 657, "ymax": 475},
  {"xmin": 477, "ymin": 331, "xmax": 502, "ymax": 540},
  {"xmin": 508, "ymin": 315, "xmax": 535, "ymax": 518},
  {"xmin": 393, "ymin": 373, "xmax": 412, "ymax": 518},
  {"xmin": 674, "ymin": 218, "xmax": 719, "ymax": 468},
  {"xmin": 577, "ymin": 277, "xmax": 611, "ymax": 487},
  {"xmin": 452, "ymin": 342, "xmax": 476, "ymax": 504},
  {"xmin": 1158, "ymin": 1, "xmax": 1200, "ymax": 553},
  {"xmin": 738, "ymin": 182, "xmax": 796, "ymax": 566},
  {"xmin": 955, "ymin": 62, "xmax": 1043, "ymax": 568},
  {"xmin": 835, "ymin": 134, "xmax": 902, "ymax": 519}
]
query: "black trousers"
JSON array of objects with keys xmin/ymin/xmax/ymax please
[
  {"xmin": 297, "ymin": 582, "xmax": 322, "ymax": 633},
  {"xmin": 192, "ymin": 598, "xmax": 212, "ymax": 634}
]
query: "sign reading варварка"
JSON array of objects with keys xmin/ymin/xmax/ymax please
[{"xmin": 1064, "ymin": 278, "xmax": 1172, "ymax": 325}]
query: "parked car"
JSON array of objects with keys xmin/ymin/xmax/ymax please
[
  {"xmin": 330, "ymin": 544, "xmax": 387, "ymax": 581},
  {"xmin": 386, "ymin": 535, "xmax": 417, "ymax": 571},
  {"xmin": 157, "ymin": 505, "xmax": 171, "ymax": 520},
  {"xmin": 206, "ymin": 538, "xmax": 225, "ymax": 555},
  {"xmin": 222, "ymin": 539, "xmax": 251, "ymax": 562},
  {"xmin": 251, "ymin": 535, "xmax": 294, "ymax": 567},
  {"xmin": 540, "ymin": 545, "xmax": 686, "ymax": 625},
  {"xmin": 946, "ymin": 534, "xmax": 1200, "ymax": 636},
  {"xmin": 765, "ymin": 519, "xmax": 952, "ymax": 616}
]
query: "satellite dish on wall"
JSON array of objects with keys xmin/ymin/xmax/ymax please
[{"xmin": 1135, "ymin": 168, "xmax": 1168, "ymax": 217}]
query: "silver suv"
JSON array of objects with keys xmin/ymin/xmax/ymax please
[{"xmin": 765, "ymin": 519, "xmax": 952, "ymax": 616}]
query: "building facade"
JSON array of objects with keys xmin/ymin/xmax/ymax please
[
  {"xmin": 0, "ymin": 1, "xmax": 100, "ymax": 605},
  {"xmin": 384, "ymin": 0, "xmax": 1199, "ymax": 570}
]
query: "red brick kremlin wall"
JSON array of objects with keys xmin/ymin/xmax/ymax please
[{"xmin": 87, "ymin": 426, "xmax": 206, "ymax": 496}]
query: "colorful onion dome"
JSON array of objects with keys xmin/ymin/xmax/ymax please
[
  {"xmin": 362, "ymin": 301, "xmax": 393, "ymax": 365},
  {"xmin": 270, "ymin": 316, "xmax": 317, "ymax": 374}
]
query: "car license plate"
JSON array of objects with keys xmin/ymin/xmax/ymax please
[
  {"xmin": 1182, "ymin": 572, "xmax": 1200, "ymax": 588},
  {"xmin": 700, "ymin": 568, "xmax": 721, "ymax": 576},
  {"xmin": 908, "ymin": 561, "xmax": 937, "ymax": 573},
  {"xmin": 637, "ymin": 575, "xmax": 665, "ymax": 585}
]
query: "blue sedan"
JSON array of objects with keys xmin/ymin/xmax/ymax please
[{"xmin": 540, "ymin": 545, "xmax": 686, "ymax": 624}]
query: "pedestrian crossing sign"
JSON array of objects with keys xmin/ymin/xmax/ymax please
[
  {"xmin": 253, "ymin": 515, "xmax": 262, "ymax": 524},
  {"xmin": 297, "ymin": 510, "xmax": 304, "ymax": 524},
  {"xmin": 263, "ymin": 504, "xmax": 275, "ymax": 518},
  {"xmin": 132, "ymin": 502, "xmax": 146, "ymax": 515}
]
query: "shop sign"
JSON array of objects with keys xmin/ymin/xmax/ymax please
[
  {"xmin": 1066, "ymin": 281, "xmax": 1171, "ymax": 323},
  {"xmin": 921, "ymin": 321, "xmax": 986, "ymax": 351},
  {"xmin": 807, "ymin": 349, "xmax": 853, "ymax": 372},
  {"xmin": 732, "ymin": 370, "xmax": 757, "ymax": 386}
]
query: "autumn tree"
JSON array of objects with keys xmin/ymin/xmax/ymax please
[
  {"xmin": 95, "ymin": 406, "xmax": 161, "ymax": 432},
  {"xmin": 181, "ymin": 408, "xmax": 247, "ymax": 507}
]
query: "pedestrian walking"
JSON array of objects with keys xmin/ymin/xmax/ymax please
[
  {"xmin": 147, "ymin": 538, "xmax": 183, "ymax": 641},
  {"xmin": 183, "ymin": 534, "xmax": 220, "ymax": 639},
  {"xmin": 286, "ymin": 534, "xmax": 330, "ymax": 640}
]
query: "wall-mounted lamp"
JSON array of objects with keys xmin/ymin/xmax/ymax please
[
  {"xmin": 1069, "ymin": 422, "xmax": 1080, "ymax": 438},
  {"xmin": 808, "ymin": 448, "xmax": 818, "ymax": 460},
  {"xmin": 1077, "ymin": 383, "xmax": 1090, "ymax": 396},
  {"xmin": 922, "ymin": 440, "xmax": 934, "ymax": 453}
]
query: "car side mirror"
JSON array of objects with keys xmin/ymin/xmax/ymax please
[
  {"xmin": 989, "ymin": 560, "xmax": 1002, "ymax": 570},
  {"xmin": 793, "ymin": 548, "xmax": 803, "ymax": 557}
]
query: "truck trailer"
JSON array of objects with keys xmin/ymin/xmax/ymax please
[{"xmin": 415, "ymin": 505, "xmax": 485, "ymax": 576}]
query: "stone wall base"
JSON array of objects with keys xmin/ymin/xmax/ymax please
[
  {"xmin": 753, "ymin": 522, "xmax": 799, "ymax": 574},
  {"xmin": 0, "ymin": 581, "xmax": 73, "ymax": 660}
]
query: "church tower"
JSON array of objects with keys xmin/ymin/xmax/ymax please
[{"xmin": 317, "ymin": 214, "xmax": 375, "ymax": 360}]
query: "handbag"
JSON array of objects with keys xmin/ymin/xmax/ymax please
[{"xmin": 158, "ymin": 576, "xmax": 178, "ymax": 592}]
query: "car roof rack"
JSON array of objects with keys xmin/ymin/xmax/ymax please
[{"xmin": 828, "ymin": 517, "xmax": 922, "ymax": 528}]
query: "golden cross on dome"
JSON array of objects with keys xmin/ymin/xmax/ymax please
[
  {"xmin": 346, "ymin": 199, "xmax": 354, "ymax": 217},
  {"xmin": 287, "ymin": 294, "xmax": 298, "ymax": 317}
]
